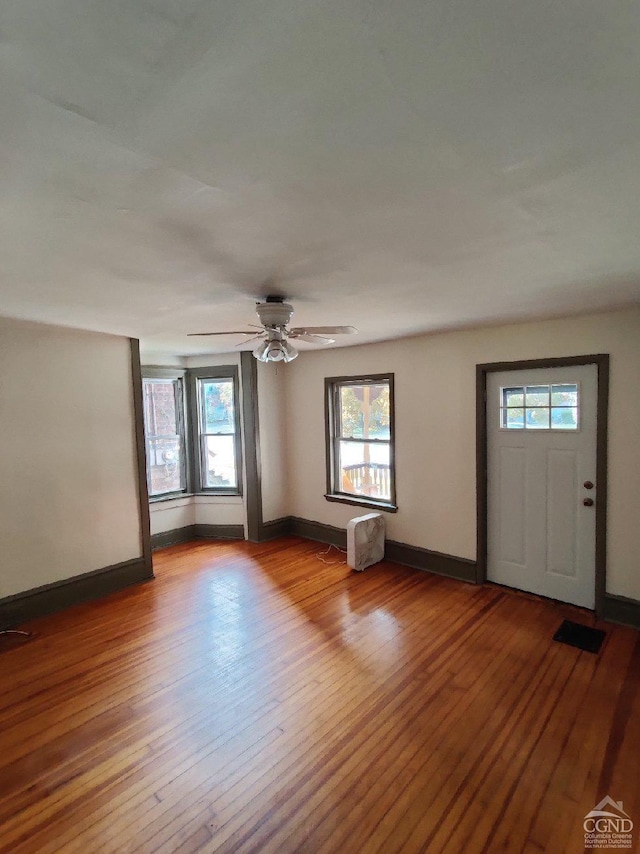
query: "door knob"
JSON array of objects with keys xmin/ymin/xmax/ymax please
[
  {"xmin": 583, "ymin": 498, "xmax": 594, "ymax": 507},
  {"xmin": 583, "ymin": 481, "xmax": 594, "ymax": 489}
]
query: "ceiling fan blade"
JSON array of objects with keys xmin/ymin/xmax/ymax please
[
  {"xmin": 288, "ymin": 325, "xmax": 358, "ymax": 336},
  {"xmin": 187, "ymin": 330, "xmax": 256, "ymax": 337},
  {"xmin": 235, "ymin": 334, "xmax": 264, "ymax": 346},
  {"xmin": 289, "ymin": 332, "xmax": 335, "ymax": 344}
]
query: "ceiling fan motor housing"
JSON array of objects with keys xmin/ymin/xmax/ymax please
[{"xmin": 255, "ymin": 300, "xmax": 294, "ymax": 329}]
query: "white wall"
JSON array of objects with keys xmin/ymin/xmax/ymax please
[
  {"xmin": 193, "ymin": 495, "xmax": 244, "ymax": 526},
  {"xmin": 186, "ymin": 354, "xmax": 241, "ymax": 370},
  {"xmin": 257, "ymin": 362, "xmax": 289, "ymax": 522},
  {"xmin": 283, "ymin": 308, "xmax": 640, "ymax": 600},
  {"xmin": 148, "ymin": 494, "xmax": 244, "ymax": 535},
  {"xmin": 149, "ymin": 496, "xmax": 195, "ymax": 536},
  {"xmin": 0, "ymin": 317, "xmax": 142, "ymax": 598}
]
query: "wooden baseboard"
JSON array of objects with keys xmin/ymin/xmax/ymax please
[
  {"xmin": 289, "ymin": 516, "xmax": 346, "ymax": 547},
  {"xmin": 288, "ymin": 516, "xmax": 476, "ymax": 582},
  {"xmin": 385, "ymin": 539, "xmax": 477, "ymax": 583},
  {"xmin": 151, "ymin": 526, "xmax": 197, "ymax": 550},
  {"xmin": 0, "ymin": 558, "xmax": 154, "ymax": 628},
  {"xmin": 151, "ymin": 524, "xmax": 245, "ymax": 551},
  {"xmin": 259, "ymin": 517, "xmax": 293, "ymax": 541},
  {"xmin": 194, "ymin": 524, "xmax": 244, "ymax": 540},
  {"xmin": 603, "ymin": 593, "xmax": 640, "ymax": 630}
]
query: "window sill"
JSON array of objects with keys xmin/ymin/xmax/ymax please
[
  {"xmin": 149, "ymin": 491, "xmax": 242, "ymax": 504},
  {"xmin": 324, "ymin": 493, "xmax": 398, "ymax": 513},
  {"xmin": 149, "ymin": 492, "xmax": 189, "ymax": 504},
  {"xmin": 192, "ymin": 489, "xmax": 242, "ymax": 498},
  {"xmin": 194, "ymin": 492, "xmax": 243, "ymax": 501}
]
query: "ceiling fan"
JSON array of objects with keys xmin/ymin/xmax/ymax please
[{"xmin": 188, "ymin": 296, "xmax": 358, "ymax": 362}]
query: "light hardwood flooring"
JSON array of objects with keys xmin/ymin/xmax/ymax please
[{"xmin": 1, "ymin": 537, "xmax": 639, "ymax": 853}]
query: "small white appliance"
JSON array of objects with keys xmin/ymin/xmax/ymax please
[{"xmin": 346, "ymin": 513, "xmax": 385, "ymax": 571}]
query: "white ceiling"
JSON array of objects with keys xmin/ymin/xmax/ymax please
[{"xmin": 1, "ymin": 0, "xmax": 640, "ymax": 358}]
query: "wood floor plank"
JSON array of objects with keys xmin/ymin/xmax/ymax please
[{"xmin": 1, "ymin": 537, "xmax": 638, "ymax": 854}]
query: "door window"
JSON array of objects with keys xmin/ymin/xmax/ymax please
[{"xmin": 500, "ymin": 383, "xmax": 579, "ymax": 430}]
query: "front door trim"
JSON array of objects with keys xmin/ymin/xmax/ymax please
[{"xmin": 476, "ymin": 354, "xmax": 609, "ymax": 615}]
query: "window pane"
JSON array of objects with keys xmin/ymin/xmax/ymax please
[
  {"xmin": 144, "ymin": 380, "xmax": 178, "ymax": 436},
  {"xmin": 147, "ymin": 437, "xmax": 183, "ymax": 496},
  {"xmin": 203, "ymin": 435, "xmax": 237, "ymax": 488},
  {"xmin": 526, "ymin": 408, "xmax": 550, "ymax": 429},
  {"xmin": 143, "ymin": 377, "xmax": 186, "ymax": 496},
  {"xmin": 339, "ymin": 383, "xmax": 390, "ymax": 439},
  {"xmin": 551, "ymin": 384, "xmax": 578, "ymax": 406},
  {"xmin": 201, "ymin": 380, "xmax": 235, "ymax": 434},
  {"xmin": 502, "ymin": 407, "xmax": 524, "ymax": 429},
  {"xmin": 338, "ymin": 440, "xmax": 391, "ymax": 501},
  {"xmin": 339, "ymin": 386, "xmax": 362, "ymax": 437},
  {"xmin": 500, "ymin": 383, "xmax": 579, "ymax": 431},
  {"xmin": 551, "ymin": 407, "xmax": 578, "ymax": 429},
  {"xmin": 525, "ymin": 386, "xmax": 549, "ymax": 407},
  {"xmin": 502, "ymin": 387, "xmax": 524, "ymax": 407}
]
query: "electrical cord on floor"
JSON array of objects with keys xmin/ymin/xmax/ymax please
[
  {"xmin": 0, "ymin": 629, "xmax": 34, "ymax": 642},
  {"xmin": 316, "ymin": 544, "xmax": 348, "ymax": 565}
]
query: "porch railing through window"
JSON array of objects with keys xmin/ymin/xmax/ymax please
[{"xmin": 342, "ymin": 462, "xmax": 391, "ymax": 499}]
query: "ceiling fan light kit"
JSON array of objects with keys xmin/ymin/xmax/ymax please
[
  {"xmin": 253, "ymin": 337, "xmax": 298, "ymax": 363},
  {"xmin": 188, "ymin": 295, "xmax": 358, "ymax": 363}
]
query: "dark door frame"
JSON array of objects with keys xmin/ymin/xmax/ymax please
[{"xmin": 476, "ymin": 354, "xmax": 610, "ymax": 616}]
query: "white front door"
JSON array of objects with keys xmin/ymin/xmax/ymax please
[{"xmin": 487, "ymin": 365, "xmax": 597, "ymax": 609}]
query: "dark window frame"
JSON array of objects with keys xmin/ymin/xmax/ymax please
[
  {"xmin": 324, "ymin": 373, "xmax": 397, "ymax": 513},
  {"xmin": 187, "ymin": 366, "xmax": 243, "ymax": 496},
  {"xmin": 142, "ymin": 368, "xmax": 189, "ymax": 501}
]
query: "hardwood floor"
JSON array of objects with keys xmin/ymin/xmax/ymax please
[{"xmin": 1, "ymin": 537, "xmax": 639, "ymax": 854}]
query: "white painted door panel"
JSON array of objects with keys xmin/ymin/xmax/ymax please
[{"xmin": 487, "ymin": 365, "xmax": 597, "ymax": 608}]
